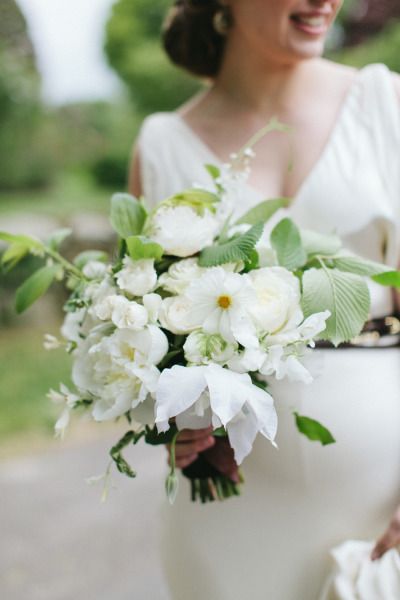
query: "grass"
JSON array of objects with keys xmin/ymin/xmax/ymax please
[
  {"xmin": 0, "ymin": 169, "xmax": 114, "ymax": 218},
  {"xmin": 0, "ymin": 326, "xmax": 73, "ymax": 440}
]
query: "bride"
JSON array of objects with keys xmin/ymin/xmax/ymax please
[{"xmin": 130, "ymin": 1, "xmax": 400, "ymax": 598}]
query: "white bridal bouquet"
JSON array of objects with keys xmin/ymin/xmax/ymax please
[{"xmin": 1, "ymin": 128, "xmax": 398, "ymax": 503}]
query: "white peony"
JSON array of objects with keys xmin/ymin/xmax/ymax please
[
  {"xmin": 159, "ymin": 296, "xmax": 196, "ymax": 335},
  {"xmin": 156, "ymin": 363, "xmax": 278, "ymax": 464},
  {"xmin": 116, "ymin": 257, "xmax": 157, "ymax": 296},
  {"xmin": 248, "ymin": 267, "xmax": 303, "ymax": 334},
  {"xmin": 94, "ymin": 294, "xmax": 148, "ymax": 331},
  {"xmin": 72, "ymin": 325, "xmax": 168, "ymax": 422},
  {"xmin": 158, "ymin": 258, "xmax": 205, "ymax": 294},
  {"xmin": 185, "ymin": 267, "xmax": 258, "ymax": 348},
  {"xmin": 148, "ymin": 205, "xmax": 220, "ymax": 257}
]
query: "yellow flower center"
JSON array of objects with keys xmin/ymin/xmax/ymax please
[{"xmin": 217, "ymin": 295, "xmax": 232, "ymax": 309}]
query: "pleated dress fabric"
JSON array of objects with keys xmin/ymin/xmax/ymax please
[{"xmin": 138, "ymin": 64, "xmax": 400, "ymax": 600}]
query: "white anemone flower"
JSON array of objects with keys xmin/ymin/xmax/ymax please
[
  {"xmin": 185, "ymin": 267, "xmax": 258, "ymax": 348},
  {"xmin": 155, "ymin": 363, "xmax": 277, "ymax": 464}
]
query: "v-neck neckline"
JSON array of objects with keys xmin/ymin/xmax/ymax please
[{"xmin": 172, "ymin": 67, "xmax": 364, "ymax": 204}]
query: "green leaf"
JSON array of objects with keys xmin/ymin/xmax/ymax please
[
  {"xmin": 199, "ymin": 222, "xmax": 264, "ymax": 267},
  {"xmin": 109, "ymin": 431, "xmax": 137, "ymax": 478},
  {"xmin": 372, "ymin": 270, "xmax": 400, "ymax": 288},
  {"xmin": 301, "ymin": 267, "xmax": 370, "ymax": 346},
  {"xmin": 15, "ymin": 264, "xmax": 61, "ymax": 313},
  {"xmin": 0, "ymin": 231, "xmax": 44, "ymax": 252},
  {"xmin": 294, "ymin": 413, "xmax": 336, "ymax": 446},
  {"xmin": 163, "ymin": 188, "xmax": 220, "ymax": 215},
  {"xmin": 1, "ymin": 243, "xmax": 29, "ymax": 271},
  {"xmin": 235, "ymin": 198, "xmax": 290, "ymax": 226},
  {"xmin": 110, "ymin": 193, "xmax": 147, "ymax": 239},
  {"xmin": 145, "ymin": 424, "xmax": 178, "ymax": 446},
  {"xmin": 126, "ymin": 235, "xmax": 163, "ymax": 260},
  {"xmin": 73, "ymin": 250, "xmax": 109, "ymax": 270},
  {"xmin": 46, "ymin": 228, "xmax": 72, "ymax": 251},
  {"xmin": 300, "ymin": 230, "xmax": 342, "ymax": 257},
  {"xmin": 205, "ymin": 164, "xmax": 221, "ymax": 180},
  {"xmin": 270, "ymin": 218, "xmax": 307, "ymax": 270},
  {"xmin": 331, "ymin": 256, "xmax": 389, "ymax": 277}
]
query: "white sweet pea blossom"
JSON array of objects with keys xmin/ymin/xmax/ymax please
[
  {"xmin": 185, "ymin": 267, "xmax": 258, "ymax": 348},
  {"xmin": 82, "ymin": 260, "xmax": 108, "ymax": 280},
  {"xmin": 85, "ymin": 277, "xmax": 117, "ymax": 310},
  {"xmin": 184, "ymin": 331, "xmax": 237, "ymax": 366},
  {"xmin": 43, "ymin": 334, "xmax": 62, "ymax": 350},
  {"xmin": 143, "ymin": 293, "xmax": 162, "ymax": 323},
  {"xmin": 72, "ymin": 325, "xmax": 168, "ymax": 422},
  {"xmin": 159, "ymin": 296, "xmax": 196, "ymax": 335},
  {"xmin": 95, "ymin": 294, "xmax": 148, "ymax": 331},
  {"xmin": 148, "ymin": 205, "xmax": 220, "ymax": 257},
  {"xmin": 248, "ymin": 267, "xmax": 303, "ymax": 334},
  {"xmin": 116, "ymin": 257, "xmax": 157, "ymax": 296},
  {"xmin": 47, "ymin": 384, "xmax": 80, "ymax": 439},
  {"xmin": 61, "ymin": 308, "xmax": 100, "ymax": 344},
  {"xmin": 156, "ymin": 364, "xmax": 277, "ymax": 464},
  {"xmin": 158, "ymin": 258, "xmax": 205, "ymax": 294}
]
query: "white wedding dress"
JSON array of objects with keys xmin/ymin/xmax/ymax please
[{"xmin": 138, "ymin": 64, "xmax": 400, "ymax": 600}]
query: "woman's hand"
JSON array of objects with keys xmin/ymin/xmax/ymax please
[
  {"xmin": 168, "ymin": 427, "xmax": 215, "ymax": 470},
  {"xmin": 167, "ymin": 428, "xmax": 240, "ymax": 483},
  {"xmin": 371, "ymin": 505, "xmax": 400, "ymax": 560}
]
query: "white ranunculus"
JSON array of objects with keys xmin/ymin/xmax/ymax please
[
  {"xmin": 72, "ymin": 325, "xmax": 168, "ymax": 422},
  {"xmin": 183, "ymin": 331, "xmax": 237, "ymax": 365},
  {"xmin": 116, "ymin": 257, "xmax": 157, "ymax": 297},
  {"xmin": 248, "ymin": 267, "xmax": 303, "ymax": 334},
  {"xmin": 82, "ymin": 260, "xmax": 108, "ymax": 280},
  {"xmin": 185, "ymin": 267, "xmax": 258, "ymax": 348},
  {"xmin": 95, "ymin": 294, "xmax": 148, "ymax": 331},
  {"xmin": 159, "ymin": 296, "xmax": 196, "ymax": 335},
  {"xmin": 158, "ymin": 258, "xmax": 205, "ymax": 294},
  {"xmin": 148, "ymin": 205, "xmax": 220, "ymax": 257},
  {"xmin": 155, "ymin": 363, "xmax": 277, "ymax": 464}
]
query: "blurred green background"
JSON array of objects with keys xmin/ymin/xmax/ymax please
[{"xmin": 0, "ymin": 0, "xmax": 399, "ymax": 449}]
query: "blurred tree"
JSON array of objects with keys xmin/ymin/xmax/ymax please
[
  {"xmin": 0, "ymin": 0, "xmax": 55, "ymax": 190},
  {"xmin": 105, "ymin": 0, "xmax": 200, "ymax": 113}
]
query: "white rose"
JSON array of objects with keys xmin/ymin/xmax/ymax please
[
  {"xmin": 248, "ymin": 267, "xmax": 303, "ymax": 334},
  {"xmin": 159, "ymin": 296, "xmax": 196, "ymax": 335},
  {"xmin": 148, "ymin": 205, "xmax": 220, "ymax": 257},
  {"xmin": 116, "ymin": 257, "xmax": 157, "ymax": 296},
  {"xmin": 99, "ymin": 295, "xmax": 148, "ymax": 331},
  {"xmin": 184, "ymin": 331, "xmax": 237, "ymax": 365},
  {"xmin": 82, "ymin": 260, "xmax": 108, "ymax": 279},
  {"xmin": 158, "ymin": 258, "xmax": 205, "ymax": 294}
]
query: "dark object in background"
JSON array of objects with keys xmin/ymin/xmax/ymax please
[{"xmin": 345, "ymin": 0, "xmax": 400, "ymax": 46}]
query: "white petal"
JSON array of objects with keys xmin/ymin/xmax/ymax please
[
  {"xmin": 205, "ymin": 364, "xmax": 249, "ymax": 426},
  {"xmin": 282, "ymin": 355, "xmax": 313, "ymax": 384},
  {"xmin": 155, "ymin": 365, "xmax": 208, "ymax": 432},
  {"xmin": 54, "ymin": 408, "xmax": 70, "ymax": 439},
  {"xmin": 246, "ymin": 387, "xmax": 278, "ymax": 442},
  {"xmin": 226, "ymin": 409, "xmax": 259, "ymax": 465}
]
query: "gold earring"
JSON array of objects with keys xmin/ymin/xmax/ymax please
[{"xmin": 213, "ymin": 7, "xmax": 231, "ymax": 36}]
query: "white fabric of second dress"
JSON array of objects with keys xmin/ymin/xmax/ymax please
[{"xmin": 138, "ymin": 64, "xmax": 400, "ymax": 600}]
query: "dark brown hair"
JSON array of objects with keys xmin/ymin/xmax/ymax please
[{"xmin": 162, "ymin": 0, "xmax": 229, "ymax": 78}]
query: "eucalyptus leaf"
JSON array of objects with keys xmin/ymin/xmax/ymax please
[
  {"xmin": 301, "ymin": 267, "xmax": 370, "ymax": 346},
  {"xmin": 235, "ymin": 198, "xmax": 289, "ymax": 226},
  {"xmin": 372, "ymin": 270, "xmax": 400, "ymax": 288},
  {"xmin": 301, "ymin": 230, "xmax": 342, "ymax": 257},
  {"xmin": 46, "ymin": 228, "xmax": 72, "ymax": 251},
  {"xmin": 15, "ymin": 264, "xmax": 61, "ymax": 313},
  {"xmin": 126, "ymin": 235, "xmax": 163, "ymax": 260},
  {"xmin": 294, "ymin": 413, "xmax": 336, "ymax": 446},
  {"xmin": 331, "ymin": 256, "xmax": 389, "ymax": 277},
  {"xmin": 270, "ymin": 218, "xmax": 307, "ymax": 270},
  {"xmin": 110, "ymin": 193, "xmax": 147, "ymax": 239},
  {"xmin": 73, "ymin": 250, "xmax": 109, "ymax": 270},
  {"xmin": 199, "ymin": 222, "xmax": 264, "ymax": 267}
]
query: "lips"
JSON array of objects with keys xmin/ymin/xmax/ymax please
[
  {"xmin": 289, "ymin": 11, "xmax": 331, "ymax": 35},
  {"xmin": 291, "ymin": 14, "xmax": 327, "ymax": 27}
]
